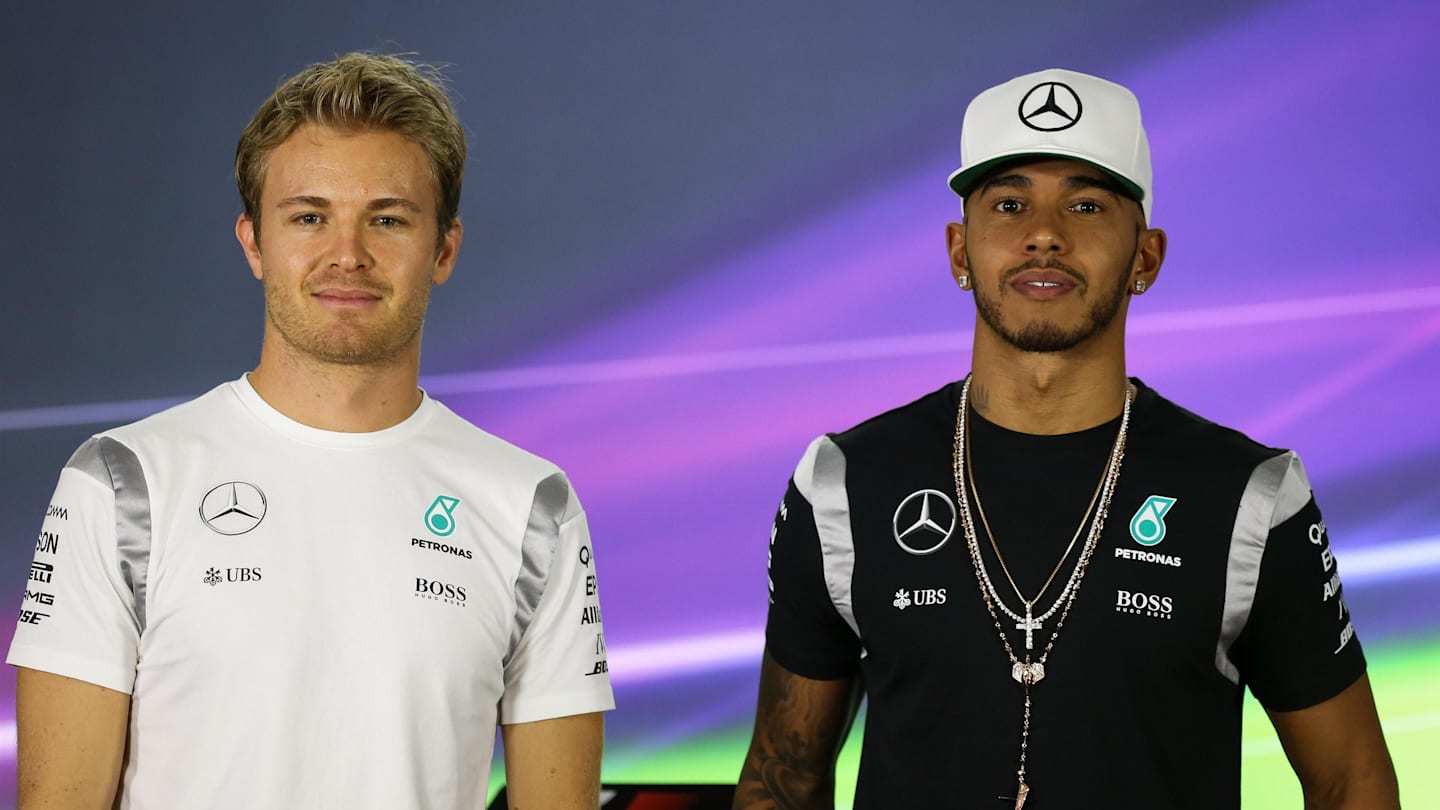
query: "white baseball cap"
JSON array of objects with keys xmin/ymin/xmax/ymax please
[{"xmin": 947, "ymin": 68, "xmax": 1153, "ymax": 223}]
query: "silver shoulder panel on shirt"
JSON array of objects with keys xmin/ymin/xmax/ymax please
[
  {"xmin": 505, "ymin": 471, "xmax": 571, "ymax": 667},
  {"xmin": 66, "ymin": 436, "xmax": 153, "ymax": 633},
  {"xmin": 793, "ymin": 436, "xmax": 861, "ymax": 644},
  {"xmin": 1214, "ymin": 451, "xmax": 1311, "ymax": 683}
]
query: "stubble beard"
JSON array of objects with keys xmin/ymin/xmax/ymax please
[
  {"xmin": 263, "ymin": 275, "xmax": 431, "ymax": 367},
  {"xmin": 969, "ymin": 247, "xmax": 1136, "ymax": 354}
]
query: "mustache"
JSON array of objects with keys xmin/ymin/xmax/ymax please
[{"xmin": 1001, "ymin": 259, "xmax": 1085, "ymax": 286}]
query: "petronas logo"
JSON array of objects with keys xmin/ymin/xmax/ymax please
[
  {"xmin": 425, "ymin": 496, "xmax": 461, "ymax": 537},
  {"xmin": 1129, "ymin": 495, "xmax": 1177, "ymax": 547}
]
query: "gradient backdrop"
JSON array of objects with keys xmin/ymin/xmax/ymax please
[{"xmin": 3, "ymin": 1, "xmax": 1438, "ymax": 806}]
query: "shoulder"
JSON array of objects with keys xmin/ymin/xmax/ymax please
[
  {"xmin": 789, "ymin": 381, "xmax": 957, "ymax": 486},
  {"xmin": 830, "ymin": 382, "xmax": 958, "ymax": 453},
  {"xmin": 1130, "ymin": 379, "xmax": 1313, "ymax": 523},
  {"xmin": 104, "ymin": 382, "xmax": 237, "ymax": 442},
  {"xmin": 64, "ymin": 383, "xmax": 239, "ymax": 482},
  {"xmin": 1131, "ymin": 379, "xmax": 1291, "ymax": 470},
  {"xmin": 423, "ymin": 400, "xmax": 561, "ymax": 476},
  {"xmin": 422, "ymin": 400, "xmax": 580, "ymax": 508}
]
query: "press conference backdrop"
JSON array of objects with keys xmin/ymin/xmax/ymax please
[{"xmin": 2, "ymin": 1, "xmax": 1437, "ymax": 805}]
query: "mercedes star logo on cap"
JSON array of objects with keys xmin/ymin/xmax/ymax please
[
  {"xmin": 199, "ymin": 481, "xmax": 268, "ymax": 536},
  {"xmin": 1018, "ymin": 81, "xmax": 1083, "ymax": 132},
  {"xmin": 892, "ymin": 489, "xmax": 957, "ymax": 555}
]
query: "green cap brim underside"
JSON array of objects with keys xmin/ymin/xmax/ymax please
[{"xmin": 948, "ymin": 153, "xmax": 1145, "ymax": 206}]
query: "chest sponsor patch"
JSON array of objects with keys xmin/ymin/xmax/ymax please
[
  {"xmin": 199, "ymin": 482, "xmax": 268, "ymax": 536},
  {"xmin": 1128, "ymin": 495, "xmax": 1177, "ymax": 546},
  {"xmin": 1115, "ymin": 587, "xmax": 1173, "ymax": 620},
  {"xmin": 411, "ymin": 537, "xmax": 473, "ymax": 560},
  {"xmin": 203, "ymin": 566, "xmax": 263, "ymax": 586},
  {"xmin": 892, "ymin": 490, "xmax": 956, "ymax": 555},
  {"xmin": 1120, "ymin": 495, "xmax": 1183, "ymax": 567},
  {"xmin": 892, "ymin": 587, "xmax": 947, "ymax": 610},
  {"xmin": 424, "ymin": 495, "xmax": 461, "ymax": 537},
  {"xmin": 414, "ymin": 576, "xmax": 466, "ymax": 606},
  {"xmin": 1114, "ymin": 547, "xmax": 1183, "ymax": 567}
]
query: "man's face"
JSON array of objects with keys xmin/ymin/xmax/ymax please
[
  {"xmin": 235, "ymin": 124, "xmax": 461, "ymax": 368},
  {"xmin": 948, "ymin": 158, "xmax": 1162, "ymax": 354}
]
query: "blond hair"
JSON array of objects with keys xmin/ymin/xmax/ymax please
[{"xmin": 236, "ymin": 52, "xmax": 466, "ymax": 242}]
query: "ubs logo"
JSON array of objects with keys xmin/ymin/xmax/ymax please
[
  {"xmin": 893, "ymin": 587, "xmax": 947, "ymax": 610},
  {"xmin": 892, "ymin": 490, "xmax": 956, "ymax": 555},
  {"xmin": 203, "ymin": 567, "xmax": 263, "ymax": 586},
  {"xmin": 199, "ymin": 482, "xmax": 267, "ymax": 536}
]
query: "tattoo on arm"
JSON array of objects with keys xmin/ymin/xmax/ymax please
[{"xmin": 734, "ymin": 653, "xmax": 858, "ymax": 810}]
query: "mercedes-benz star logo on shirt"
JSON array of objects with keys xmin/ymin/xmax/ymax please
[
  {"xmin": 1018, "ymin": 81, "xmax": 1083, "ymax": 132},
  {"xmin": 892, "ymin": 489, "xmax": 957, "ymax": 555},
  {"xmin": 199, "ymin": 481, "xmax": 268, "ymax": 536}
]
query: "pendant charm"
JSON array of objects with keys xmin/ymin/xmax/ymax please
[
  {"xmin": 1016, "ymin": 612, "xmax": 1043, "ymax": 651},
  {"xmin": 1011, "ymin": 661, "xmax": 1045, "ymax": 685},
  {"xmin": 1014, "ymin": 781, "xmax": 1029, "ymax": 809}
]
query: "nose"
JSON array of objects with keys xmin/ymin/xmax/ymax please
[
  {"xmin": 328, "ymin": 221, "xmax": 372, "ymax": 272},
  {"xmin": 1025, "ymin": 209, "xmax": 1069, "ymax": 255}
]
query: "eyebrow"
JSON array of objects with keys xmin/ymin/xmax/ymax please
[
  {"xmin": 975, "ymin": 172, "xmax": 1129, "ymax": 199},
  {"xmin": 976, "ymin": 174, "xmax": 1031, "ymax": 196},
  {"xmin": 274, "ymin": 195, "xmax": 424, "ymax": 213},
  {"xmin": 1062, "ymin": 174, "xmax": 1129, "ymax": 198}
]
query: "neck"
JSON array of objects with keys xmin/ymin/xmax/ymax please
[
  {"xmin": 968, "ymin": 328, "xmax": 1129, "ymax": 435},
  {"xmin": 248, "ymin": 336, "xmax": 424, "ymax": 433}
]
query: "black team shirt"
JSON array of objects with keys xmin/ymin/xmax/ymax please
[{"xmin": 764, "ymin": 378, "xmax": 1365, "ymax": 809}]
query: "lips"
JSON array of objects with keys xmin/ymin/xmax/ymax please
[
  {"xmin": 1009, "ymin": 268, "xmax": 1080, "ymax": 300},
  {"xmin": 314, "ymin": 288, "xmax": 381, "ymax": 300},
  {"xmin": 311, "ymin": 287, "xmax": 383, "ymax": 308}
]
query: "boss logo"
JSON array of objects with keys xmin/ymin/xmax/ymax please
[
  {"xmin": 415, "ymin": 577, "xmax": 467, "ymax": 606},
  {"xmin": 1115, "ymin": 588, "xmax": 1173, "ymax": 620}
]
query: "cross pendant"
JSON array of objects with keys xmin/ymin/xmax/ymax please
[
  {"xmin": 998, "ymin": 782, "xmax": 1031, "ymax": 809},
  {"xmin": 1015, "ymin": 610, "xmax": 1043, "ymax": 651}
]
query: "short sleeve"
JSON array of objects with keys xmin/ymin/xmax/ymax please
[
  {"xmin": 499, "ymin": 472, "xmax": 615, "ymax": 724},
  {"xmin": 1228, "ymin": 467, "xmax": 1366, "ymax": 712},
  {"xmin": 764, "ymin": 477, "xmax": 861, "ymax": 680},
  {"xmin": 6, "ymin": 438, "xmax": 144, "ymax": 694}
]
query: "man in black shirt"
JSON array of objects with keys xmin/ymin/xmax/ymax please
[{"xmin": 733, "ymin": 68, "xmax": 1399, "ymax": 809}]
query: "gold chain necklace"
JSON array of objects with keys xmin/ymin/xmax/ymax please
[
  {"xmin": 966, "ymin": 404, "xmax": 1112, "ymax": 652},
  {"xmin": 952, "ymin": 376, "xmax": 1134, "ymax": 810}
]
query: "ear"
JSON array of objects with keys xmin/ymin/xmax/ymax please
[
  {"xmin": 431, "ymin": 219, "xmax": 463, "ymax": 286},
  {"xmin": 1130, "ymin": 226, "xmax": 1167, "ymax": 295},
  {"xmin": 946, "ymin": 221, "xmax": 969, "ymax": 283},
  {"xmin": 236, "ymin": 214, "xmax": 264, "ymax": 280}
]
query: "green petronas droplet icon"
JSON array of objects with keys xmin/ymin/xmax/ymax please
[{"xmin": 425, "ymin": 496, "xmax": 461, "ymax": 537}]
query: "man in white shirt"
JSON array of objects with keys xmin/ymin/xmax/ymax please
[{"xmin": 10, "ymin": 52, "xmax": 613, "ymax": 809}]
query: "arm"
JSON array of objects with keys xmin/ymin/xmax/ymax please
[
  {"xmin": 1267, "ymin": 673, "xmax": 1399, "ymax": 810},
  {"xmin": 734, "ymin": 650, "xmax": 859, "ymax": 810},
  {"xmin": 16, "ymin": 667, "xmax": 130, "ymax": 810},
  {"xmin": 500, "ymin": 711, "xmax": 604, "ymax": 810}
]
